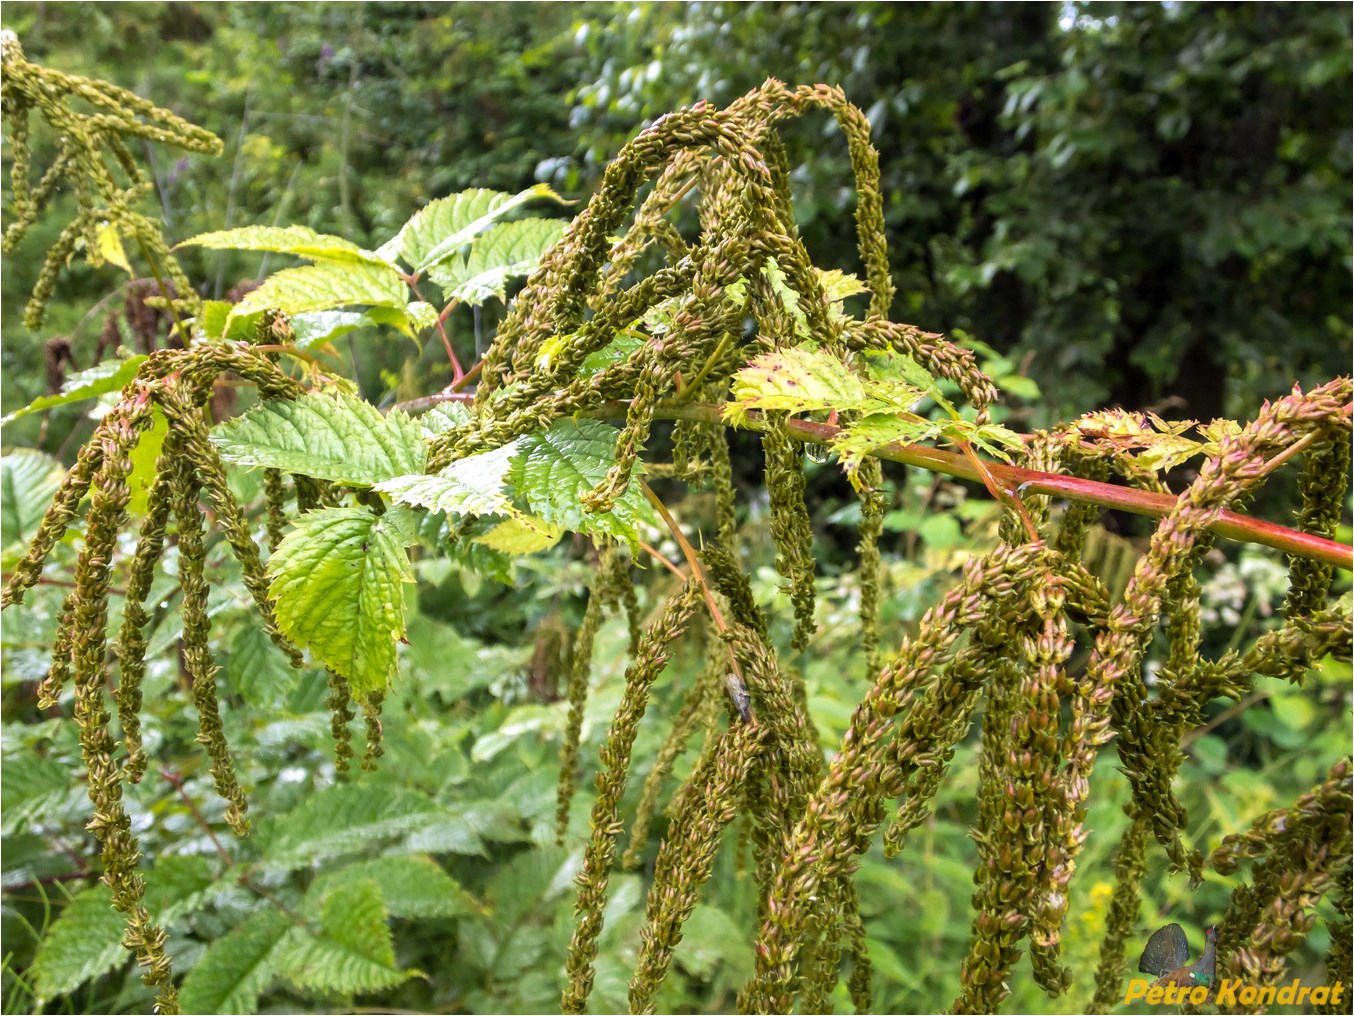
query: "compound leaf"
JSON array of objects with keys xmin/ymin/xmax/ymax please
[
  {"xmin": 277, "ymin": 880, "xmax": 412, "ymax": 996},
  {"xmin": 306, "ymin": 855, "xmax": 481, "ymax": 920},
  {"xmin": 261, "ymin": 783, "xmax": 444, "ymax": 871}
]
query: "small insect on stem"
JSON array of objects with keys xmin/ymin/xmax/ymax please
[{"xmin": 724, "ymin": 672, "xmax": 753, "ymax": 722}]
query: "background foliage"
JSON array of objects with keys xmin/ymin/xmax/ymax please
[{"xmin": 1, "ymin": 3, "xmax": 1350, "ymax": 1014}]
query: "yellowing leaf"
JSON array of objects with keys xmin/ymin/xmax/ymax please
[
  {"xmin": 724, "ymin": 347, "xmax": 868, "ymax": 426},
  {"xmin": 816, "ymin": 268, "xmax": 869, "ymax": 303},
  {"xmin": 474, "ymin": 516, "xmax": 563, "ymax": 554},
  {"xmin": 1074, "ymin": 409, "xmax": 1204, "ymax": 472},
  {"xmin": 180, "ymin": 224, "xmax": 387, "ymax": 266},
  {"xmin": 96, "ymin": 221, "xmax": 132, "ymax": 273}
]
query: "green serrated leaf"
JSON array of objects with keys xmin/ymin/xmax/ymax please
[
  {"xmin": 29, "ymin": 885, "xmax": 126, "ymax": 1003},
  {"xmin": 724, "ymin": 347, "xmax": 868, "ymax": 426},
  {"xmin": 180, "ymin": 225, "xmax": 386, "ymax": 265},
  {"xmin": 1, "ymin": 449, "xmax": 64, "ymax": 547},
  {"xmin": 289, "ymin": 310, "xmax": 371, "ymax": 350},
  {"xmin": 142, "ymin": 854, "xmax": 219, "ymax": 926},
  {"xmin": 581, "ymin": 331, "xmax": 647, "ymax": 373},
  {"xmin": 402, "ymin": 301, "xmax": 439, "ymax": 334},
  {"xmin": 509, "ymin": 419, "xmax": 652, "ymax": 545},
  {"xmin": 1, "ymin": 753, "xmax": 80, "ymax": 834},
  {"xmin": 426, "ymin": 218, "xmax": 567, "ymax": 306},
  {"xmin": 995, "ymin": 373, "xmax": 1041, "ymax": 400},
  {"xmin": 278, "ymin": 879, "xmax": 412, "ymax": 996},
  {"xmin": 307, "ymin": 855, "xmax": 480, "ymax": 920},
  {"xmin": 267, "ymin": 507, "xmax": 414, "ymax": 695},
  {"xmin": 964, "ymin": 421, "xmax": 1027, "ymax": 463},
  {"xmin": 1, "ymin": 356, "xmax": 148, "ymax": 425},
  {"xmin": 388, "ymin": 183, "xmax": 566, "ymax": 271},
  {"xmin": 375, "ymin": 441, "xmax": 519, "ymax": 519},
  {"xmin": 446, "ymin": 523, "xmax": 515, "ymax": 584},
  {"xmin": 211, "ymin": 391, "xmax": 425, "ymax": 486},
  {"xmin": 227, "ymin": 623, "xmax": 301, "ymax": 709},
  {"xmin": 179, "ymin": 908, "xmax": 289, "ymax": 1015},
  {"xmin": 196, "ymin": 300, "xmax": 231, "ymax": 340},
  {"xmin": 126, "ymin": 405, "xmax": 169, "ymax": 517},
  {"xmin": 230, "ymin": 260, "xmax": 407, "ymax": 323},
  {"xmin": 860, "ymin": 348, "xmax": 938, "ymax": 393},
  {"xmin": 761, "ymin": 257, "xmax": 811, "ymax": 340},
  {"xmin": 832, "ymin": 413, "xmax": 946, "ymax": 490},
  {"xmin": 416, "ymin": 402, "xmax": 472, "ymax": 437},
  {"xmin": 816, "ymin": 268, "xmax": 869, "ymax": 303},
  {"xmin": 197, "ymin": 300, "xmax": 264, "ymax": 342},
  {"xmin": 261, "ymin": 783, "xmax": 444, "ymax": 870}
]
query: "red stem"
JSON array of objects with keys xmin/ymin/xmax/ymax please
[{"xmin": 385, "ymin": 391, "xmax": 1353, "ymax": 570}]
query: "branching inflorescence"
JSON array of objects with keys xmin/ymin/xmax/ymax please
[
  {"xmin": 0, "ymin": 31, "xmax": 219, "ymax": 329},
  {"xmin": 3, "ymin": 58, "xmax": 1351, "ymax": 1016}
]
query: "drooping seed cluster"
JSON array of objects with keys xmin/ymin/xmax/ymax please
[
  {"xmin": 1210, "ymin": 758, "xmax": 1352, "ymax": 1007},
  {"xmin": 0, "ymin": 31, "xmax": 219, "ymax": 329},
  {"xmin": 3, "ymin": 61, "xmax": 1351, "ymax": 1016},
  {"xmin": 1, "ymin": 342, "xmax": 322, "ymax": 1013}
]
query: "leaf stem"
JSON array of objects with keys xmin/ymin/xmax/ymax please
[
  {"xmin": 407, "ymin": 277, "xmax": 463, "ymax": 378},
  {"xmin": 389, "ymin": 390, "xmax": 1351, "ymax": 569},
  {"xmin": 639, "ymin": 480, "xmax": 745, "ymax": 687},
  {"xmin": 653, "ymin": 402, "xmax": 1354, "ymax": 571}
]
